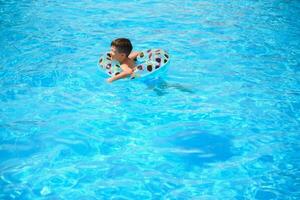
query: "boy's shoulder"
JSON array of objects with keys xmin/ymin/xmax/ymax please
[
  {"xmin": 124, "ymin": 57, "xmax": 135, "ymax": 64},
  {"xmin": 121, "ymin": 58, "xmax": 135, "ymax": 69}
]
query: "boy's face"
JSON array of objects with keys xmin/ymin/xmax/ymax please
[{"xmin": 110, "ymin": 46, "xmax": 126, "ymax": 62}]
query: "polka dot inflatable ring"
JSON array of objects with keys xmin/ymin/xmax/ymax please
[{"xmin": 98, "ymin": 49, "xmax": 170, "ymax": 79}]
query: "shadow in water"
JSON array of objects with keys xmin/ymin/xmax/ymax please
[
  {"xmin": 143, "ymin": 77, "xmax": 194, "ymax": 96},
  {"xmin": 156, "ymin": 129, "xmax": 234, "ymax": 168}
]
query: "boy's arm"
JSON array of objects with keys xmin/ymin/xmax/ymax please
[
  {"xmin": 107, "ymin": 64, "xmax": 133, "ymax": 83},
  {"xmin": 128, "ymin": 51, "xmax": 140, "ymax": 60}
]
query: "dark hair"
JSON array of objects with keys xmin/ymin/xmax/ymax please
[{"xmin": 111, "ymin": 38, "xmax": 133, "ymax": 57}]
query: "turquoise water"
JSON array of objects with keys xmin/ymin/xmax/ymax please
[{"xmin": 1, "ymin": 0, "xmax": 300, "ymax": 199}]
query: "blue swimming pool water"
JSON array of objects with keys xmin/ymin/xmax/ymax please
[{"xmin": 1, "ymin": 0, "xmax": 300, "ymax": 199}]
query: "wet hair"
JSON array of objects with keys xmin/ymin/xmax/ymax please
[{"xmin": 111, "ymin": 38, "xmax": 133, "ymax": 57}]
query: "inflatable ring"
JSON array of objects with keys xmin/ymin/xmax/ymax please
[{"xmin": 98, "ymin": 49, "xmax": 170, "ymax": 79}]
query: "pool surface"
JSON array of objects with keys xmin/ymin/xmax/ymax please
[{"xmin": 1, "ymin": 0, "xmax": 300, "ymax": 199}]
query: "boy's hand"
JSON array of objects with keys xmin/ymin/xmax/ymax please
[{"xmin": 107, "ymin": 77, "xmax": 113, "ymax": 83}]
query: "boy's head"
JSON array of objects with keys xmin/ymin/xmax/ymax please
[{"xmin": 110, "ymin": 38, "xmax": 132, "ymax": 62}]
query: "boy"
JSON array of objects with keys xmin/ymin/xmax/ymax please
[{"xmin": 105, "ymin": 38, "xmax": 139, "ymax": 83}]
